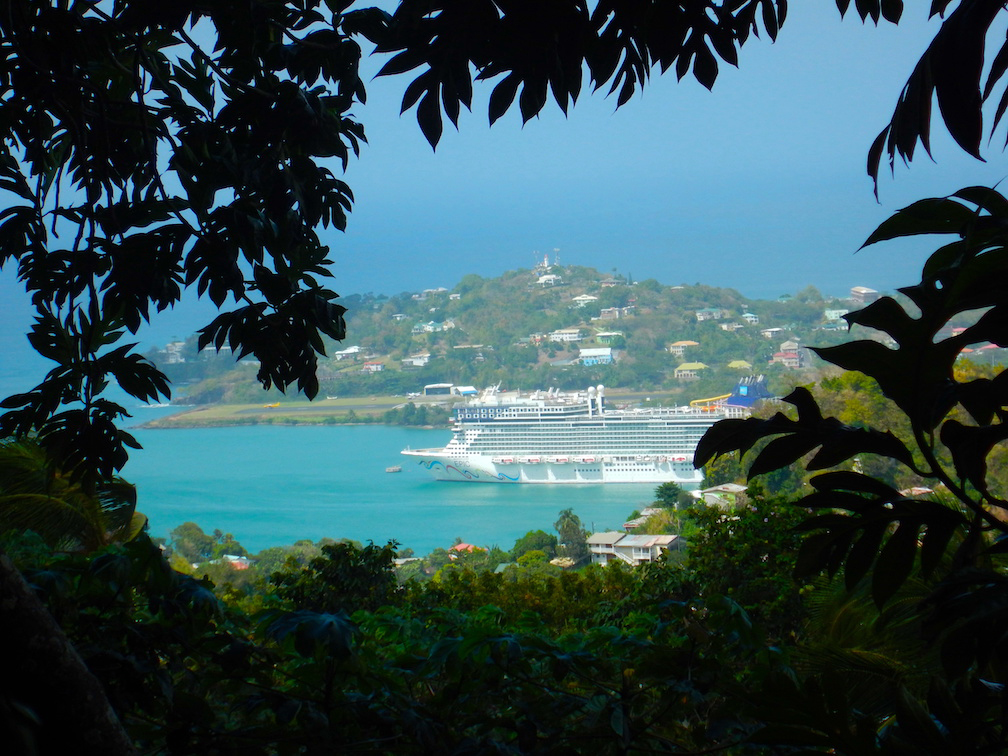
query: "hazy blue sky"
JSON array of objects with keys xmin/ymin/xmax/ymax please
[
  {"xmin": 2, "ymin": 3, "xmax": 1007, "ymax": 372},
  {"xmin": 335, "ymin": 3, "xmax": 1006, "ymax": 300}
]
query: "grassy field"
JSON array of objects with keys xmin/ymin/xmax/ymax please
[{"xmin": 140, "ymin": 395, "xmax": 419, "ymax": 428}]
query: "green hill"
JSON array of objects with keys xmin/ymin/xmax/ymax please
[{"xmin": 154, "ymin": 265, "xmax": 859, "ymax": 405}]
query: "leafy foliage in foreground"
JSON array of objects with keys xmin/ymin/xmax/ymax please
[
  {"xmin": 697, "ymin": 186, "xmax": 1008, "ymax": 752},
  {"xmin": 0, "ymin": 0, "xmax": 362, "ymax": 489},
  {"xmin": 2, "ymin": 530, "xmax": 776, "ymax": 755}
]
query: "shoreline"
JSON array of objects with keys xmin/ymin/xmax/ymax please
[{"xmin": 136, "ymin": 397, "xmax": 450, "ymax": 429}]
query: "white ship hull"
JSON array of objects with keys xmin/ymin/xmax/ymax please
[
  {"xmin": 402, "ymin": 385, "xmax": 727, "ymax": 485},
  {"xmin": 401, "ymin": 449, "xmax": 705, "ymax": 484}
]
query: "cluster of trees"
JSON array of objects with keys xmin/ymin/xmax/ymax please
[{"xmin": 0, "ymin": 469, "xmax": 823, "ymax": 754}]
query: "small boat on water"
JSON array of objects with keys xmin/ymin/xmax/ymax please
[{"xmin": 385, "ymin": 465, "xmax": 402, "ymax": 473}]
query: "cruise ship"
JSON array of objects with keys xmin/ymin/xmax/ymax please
[{"xmin": 402, "ymin": 384, "xmax": 738, "ymax": 484}]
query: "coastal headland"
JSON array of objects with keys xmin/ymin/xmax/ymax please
[{"xmin": 138, "ymin": 389, "xmax": 677, "ymax": 429}]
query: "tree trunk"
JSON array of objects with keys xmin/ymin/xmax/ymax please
[{"xmin": 0, "ymin": 552, "xmax": 136, "ymax": 755}]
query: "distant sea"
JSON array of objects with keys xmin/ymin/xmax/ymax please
[{"xmin": 125, "ymin": 417, "xmax": 658, "ymax": 557}]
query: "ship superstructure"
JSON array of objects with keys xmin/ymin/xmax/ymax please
[{"xmin": 401, "ymin": 384, "xmax": 728, "ymax": 484}]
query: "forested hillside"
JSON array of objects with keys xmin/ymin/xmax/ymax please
[{"xmin": 155, "ymin": 264, "xmax": 891, "ymax": 403}]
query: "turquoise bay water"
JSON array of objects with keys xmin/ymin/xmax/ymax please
[{"xmin": 125, "ymin": 423, "xmax": 658, "ymax": 556}]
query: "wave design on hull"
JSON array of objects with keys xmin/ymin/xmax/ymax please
[
  {"xmin": 417, "ymin": 459, "xmax": 519, "ymax": 482},
  {"xmin": 418, "ymin": 459, "xmax": 477, "ymax": 480}
]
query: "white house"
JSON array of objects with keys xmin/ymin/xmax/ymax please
[
  {"xmin": 538, "ymin": 273, "xmax": 562, "ymax": 287},
  {"xmin": 548, "ymin": 327, "xmax": 583, "ymax": 343},
  {"xmin": 613, "ymin": 534, "xmax": 679, "ymax": 564},
  {"xmin": 333, "ymin": 345, "xmax": 362, "ymax": 360},
  {"xmin": 695, "ymin": 307, "xmax": 726, "ymax": 322},
  {"xmin": 572, "ymin": 294, "xmax": 599, "ymax": 307},
  {"xmin": 588, "ymin": 533, "xmax": 680, "ymax": 565},
  {"xmin": 412, "ymin": 320, "xmax": 456, "ymax": 334},
  {"xmin": 587, "ymin": 532, "xmax": 626, "ymax": 565},
  {"xmin": 401, "ymin": 353, "xmax": 431, "ymax": 368},
  {"xmin": 164, "ymin": 341, "xmax": 186, "ymax": 364}
]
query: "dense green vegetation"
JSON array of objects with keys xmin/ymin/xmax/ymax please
[{"xmin": 2, "ymin": 480, "xmax": 815, "ymax": 754}]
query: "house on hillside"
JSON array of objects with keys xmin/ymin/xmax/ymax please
[
  {"xmin": 401, "ymin": 353, "xmax": 431, "ymax": 368},
  {"xmin": 699, "ymin": 483, "xmax": 748, "ymax": 507},
  {"xmin": 674, "ymin": 362, "xmax": 708, "ymax": 380},
  {"xmin": 771, "ymin": 339, "xmax": 805, "ymax": 368},
  {"xmin": 578, "ymin": 347, "xmax": 614, "ymax": 366},
  {"xmin": 587, "ymin": 532, "xmax": 679, "ymax": 565},
  {"xmin": 333, "ymin": 345, "xmax": 362, "ymax": 361},
  {"xmin": 695, "ymin": 307, "xmax": 726, "ymax": 322},
  {"xmin": 614, "ymin": 534, "xmax": 679, "ymax": 565},
  {"xmin": 572, "ymin": 294, "xmax": 599, "ymax": 307},
  {"xmin": 411, "ymin": 320, "xmax": 456, "ymax": 334},
  {"xmin": 549, "ymin": 327, "xmax": 583, "ymax": 343},
  {"xmin": 361, "ymin": 361, "xmax": 384, "ymax": 373},
  {"xmin": 595, "ymin": 331, "xmax": 624, "ymax": 345},
  {"xmin": 219, "ymin": 554, "xmax": 251, "ymax": 570},
  {"xmin": 448, "ymin": 542, "xmax": 485, "ymax": 559},
  {"xmin": 587, "ymin": 532, "xmax": 625, "ymax": 565},
  {"xmin": 850, "ymin": 286, "xmax": 880, "ymax": 304},
  {"xmin": 538, "ymin": 273, "xmax": 562, "ymax": 287},
  {"xmin": 742, "ymin": 312, "xmax": 759, "ymax": 324},
  {"xmin": 668, "ymin": 340, "xmax": 699, "ymax": 357},
  {"xmin": 164, "ymin": 341, "xmax": 186, "ymax": 364}
]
